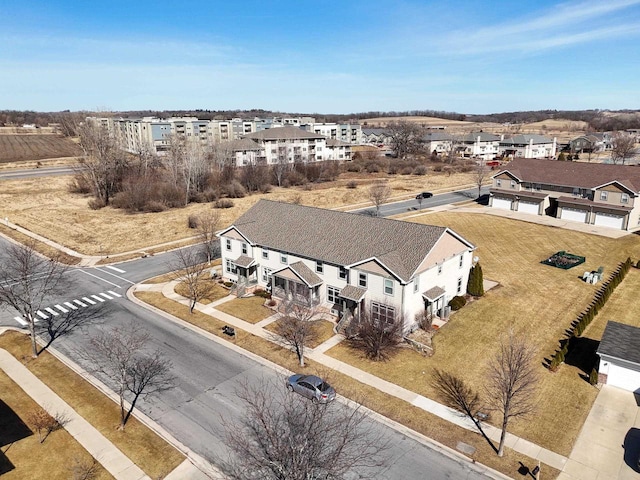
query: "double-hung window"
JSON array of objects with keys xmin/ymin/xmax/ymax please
[
  {"xmin": 384, "ymin": 279, "xmax": 394, "ymax": 296},
  {"xmin": 316, "ymin": 261, "xmax": 323, "ymax": 274},
  {"xmin": 225, "ymin": 239, "xmax": 231, "ymax": 251},
  {"xmin": 242, "ymin": 243, "xmax": 247, "ymax": 255},
  {"xmin": 358, "ymin": 272, "xmax": 367, "ymax": 288}
]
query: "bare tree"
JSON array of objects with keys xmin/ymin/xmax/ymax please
[
  {"xmin": 348, "ymin": 308, "xmax": 403, "ymax": 361},
  {"xmin": 82, "ymin": 323, "xmax": 173, "ymax": 430},
  {"xmin": 271, "ymin": 153, "xmax": 290, "ymax": 187},
  {"xmin": 165, "ymin": 136, "xmax": 210, "ymax": 206},
  {"xmin": 76, "ymin": 120, "xmax": 129, "ymax": 206},
  {"xmin": 169, "ymin": 247, "xmax": 209, "ymax": 313},
  {"xmin": 610, "ymin": 131, "xmax": 636, "ymax": 165},
  {"xmin": 37, "ymin": 302, "xmax": 105, "ymax": 353},
  {"xmin": 26, "ymin": 407, "xmax": 65, "ymax": 443},
  {"xmin": 274, "ymin": 299, "xmax": 321, "ymax": 367},
  {"xmin": 431, "ymin": 369, "xmax": 497, "ymax": 453},
  {"xmin": 196, "ymin": 210, "xmax": 221, "ymax": 263},
  {"xmin": 368, "ymin": 182, "xmax": 391, "ymax": 217},
  {"xmin": 475, "ymin": 159, "xmax": 488, "ymax": 199},
  {"xmin": 69, "ymin": 457, "xmax": 100, "ymax": 480},
  {"xmin": 485, "ymin": 332, "xmax": 539, "ymax": 457},
  {"xmin": 386, "ymin": 121, "xmax": 423, "ymax": 159},
  {"xmin": 222, "ymin": 378, "xmax": 388, "ymax": 480},
  {"xmin": 0, "ymin": 240, "xmax": 68, "ymax": 357}
]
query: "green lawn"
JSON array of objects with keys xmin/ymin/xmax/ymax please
[{"xmin": 328, "ymin": 212, "xmax": 640, "ymax": 456}]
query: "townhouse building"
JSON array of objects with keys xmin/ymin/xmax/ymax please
[{"xmin": 498, "ymin": 134, "xmax": 557, "ymax": 159}]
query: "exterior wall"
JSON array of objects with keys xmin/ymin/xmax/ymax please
[
  {"xmin": 593, "ymin": 184, "xmax": 635, "ymax": 208},
  {"xmin": 463, "ymin": 138, "xmax": 500, "ymax": 160}
]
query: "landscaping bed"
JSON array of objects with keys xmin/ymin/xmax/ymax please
[{"xmin": 541, "ymin": 250, "xmax": 585, "ymax": 270}]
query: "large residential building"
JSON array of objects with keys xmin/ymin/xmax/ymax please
[
  {"xmin": 423, "ymin": 132, "xmax": 454, "ymax": 156},
  {"xmin": 498, "ymin": 134, "xmax": 557, "ymax": 159},
  {"xmin": 302, "ymin": 123, "xmax": 362, "ymax": 145},
  {"xmin": 460, "ymin": 132, "xmax": 501, "ymax": 160},
  {"xmin": 218, "ymin": 200, "xmax": 476, "ymax": 332},
  {"xmin": 489, "ymin": 158, "xmax": 640, "ymax": 230}
]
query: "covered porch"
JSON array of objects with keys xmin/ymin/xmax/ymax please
[
  {"xmin": 422, "ymin": 286, "xmax": 448, "ymax": 321},
  {"xmin": 271, "ymin": 261, "xmax": 322, "ymax": 306},
  {"xmin": 232, "ymin": 255, "xmax": 258, "ymax": 296},
  {"xmin": 337, "ymin": 285, "xmax": 367, "ymax": 324}
]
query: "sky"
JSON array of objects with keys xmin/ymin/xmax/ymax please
[{"xmin": 1, "ymin": 0, "xmax": 639, "ymax": 114}]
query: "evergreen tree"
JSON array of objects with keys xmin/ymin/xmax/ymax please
[
  {"xmin": 558, "ymin": 152, "xmax": 566, "ymax": 161},
  {"xmin": 467, "ymin": 263, "xmax": 484, "ymax": 297}
]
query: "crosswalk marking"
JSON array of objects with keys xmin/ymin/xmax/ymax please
[
  {"xmin": 66, "ymin": 301, "xmax": 79, "ymax": 309},
  {"xmin": 108, "ymin": 290, "xmax": 122, "ymax": 297},
  {"xmin": 82, "ymin": 297, "xmax": 96, "ymax": 305},
  {"xmin": 36, "ymin": 310, "xmax": 48, "ymax": 319},
  {"xmin": 14, "ymin": 316, "xmax": 26, "ymax": 326},
  {"xmin": 106, "ymin": 266, "xmax": 126, "ymax": 274},
  {"xmin": 90, "ymin": 295, "xmax": 105, "ymax": 303},
  {"xmin": 45, "ymin": 307, "xmax": 59, "ymax": 317},
  {"xmin": 99, "ymin": 292, "xmax": 113, "ymax": 300},
  {"xmin": 55, "ymin": 304, "xmax": 69, "ymax": 313},
  {"xmin": 74, "ymin": 299, "xmax": 87, "ymax": 307}
]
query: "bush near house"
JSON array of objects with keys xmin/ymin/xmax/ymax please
[
  {"xmin": 467, "ymin": 263, "xmax": 484, "ymax": 297},
  {"xmin": 448, "ymin": 296, "xmax": 466, "ymax": 311}
]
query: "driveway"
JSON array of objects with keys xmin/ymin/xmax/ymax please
[{"xmin": 559, "ymin": 385, "xmax": 640, "ymax": 479}]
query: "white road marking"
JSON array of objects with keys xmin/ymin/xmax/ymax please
[
  {"xmin": 55, "ymin": 304, "xmax": 69, "ymax": 313},
  {"xmin": 106, "ymin": 265, "xmax": 126, "ymax": 274},
  {"xmin": 75, "ymin": 299, "xmax": 89, "ymax": 307},
  {"xmin": 66, "ymin": 301, "xmax": 79, "ymax": 309},
  {"xmin": 78, "ymin": 269, "xmax": 121, "ymax": 288},
  {"xmin": 36, "ymin": 310, "xmax": 48, "ymax": 319},
  {"xmin": 45, "ymin": 307, "xmax": 59, "ymax": 316},
  {"xmin": 14, "ymin": 316, "xmax": 27, "ymax": 325},
  {"xmin": 90, "ymin": 295, "xmax": 105, "ymax": 303},
  {"xmin": 82, "ymin": 297, "xmax": 96, "ymax": 305},
  {"xmin": 108, "ymin": 290, "xmax": 122, "ymax": 297},
  {"xmin": 99, "ymin": 292, "xmax": 113, "ymax": 300},
  {"xmin": 89, "ymin": 268, "xmax": 135, "ymax": 286}
]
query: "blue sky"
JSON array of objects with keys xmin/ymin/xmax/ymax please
[{"xmin": 1, "ymin": 0, "xmax": 639, "ymax": 114}]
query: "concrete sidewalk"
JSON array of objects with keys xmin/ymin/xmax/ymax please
[
  {"xmin": 149, "ymin": 282, "xmax": 569, "ymax": 472},
  {"xmin": 0, "ymin": 348, "xmax": 149, "ymax": 480}
]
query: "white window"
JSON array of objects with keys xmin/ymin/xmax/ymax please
[
  {"xmin": 358, "ymin": 272, "xmax": 367, "ymax": 288},
  {"xmin": 600, "ymin": 191, "xmax": 608, "ymax": 201},
  {"xmin": 262, "ymin": 248, "xmax": 269, "ymax": 259},
  {"xmin": 281, "ymin": 253, "xmax": 288, "ymax": 264},
  {"xmin": 225, "ymin": 238, "xmax": 231, "ymax": 251},
  {"xmin": 327, "ymin": 286, "xmax": 340, "ymax": 304},
  {"xmin": 496, "ymin": 179, "xmax": 502, "ymax": 187},
  {"xmin": 457, "ymin": 277, "xmax": 463, "ymax": 294},
  {"xmin": 413, "ymin": 276, "xmax": 420, "ymax": 293},
  {"xmin": 262, "ymin": 267, "xmax": 272, "ymax": 283},
  {"xmin": 371, "ymin": 302, "xmax": 396, "ymax": 325},
  {"xmin": 621, "ymin": 193, "xmax": 629, "ymax": 204},
  {"xmin": 225, "ymin": 260, "xmax": 237, "ymax": 274},
  {"xmin": 459, "ymin": 255, "xmax": 464, "ymax": 268},
  {"xmin": 437, "ymin": 264, "xmax": 442, "ymax": 275},
  {"xmin": 242, "ymin": 243, "xmax": 247, "ymax": 255},
  {"xmin": 384, "ymin": 279, "xmax": 394, "ymax": 296},
  {"xmin": 316, "ymin": 261, "xmax": 323, "ymax": 274},
  {"xmin": 339, "ymin": 266, "xmax": 348, "ymax": 280},
  {"xmin": 510, "ymin": 180, "xmax": 516, "ymax": 189}
]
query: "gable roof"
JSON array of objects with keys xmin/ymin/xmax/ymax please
[
  {"xmin": 230, "ymin": 138, "xmax": 262, "ymax": 151},
  {"xmin": 326, "ymin": 138, "xmax": 350, "ymax": 147},
  {"xmin": 243, "ymin": 126, "xmax": 324, "ymax": 141},
  {"xmin": 461, "ymin": 132, "xmax": 500, "ymax": 143},
  {"xmin": 222, "ymin": 200, "xmax": 473, "ymax": 283},
  {"xmin": 597, "ymin": 321, "xmax": 640, "ymax": 365},
  {"xmin": 493, "ymin": 158, "xmax": 640, "ymax": 192},
  {"xmin": 274, "ymin": 261, "xmax": 323, "ymax": 287},
  {"xmin": 423, "ymin": 132, "xmax": 453, "ymax": 142},
  {"xmin": 500, "ymin": 134, "xmax": 554, "ymax": 145}
]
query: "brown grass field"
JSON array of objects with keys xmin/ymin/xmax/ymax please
[
  {"xmin": 0, "ymin": 370, "xmax": 113, "ymax": 480},
  {"xmin": 0, "ymin": 332, "xmax": 185, "ymax": 479},
  {"xmin": 134, "ymin": 290, "xmax": 559, "ymax": 479},
  {"xmin": 0, "ymin": 135, "xmax": 80, "ymax": 163},
  {"xmin": 327, "ymin": 212, "xmax": 640, "ymax": 456},
  {"xmin": 0, "ymin": 172, "xmax": 476, "ymax": 256}
]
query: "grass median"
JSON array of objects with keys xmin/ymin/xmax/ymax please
[{"xmin": 0, "ymin": 332, "xmax": 184, "ymax": 479}]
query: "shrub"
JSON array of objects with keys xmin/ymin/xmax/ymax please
[
  {"xmin": 345, "ymin": 162, "xmax": 362, "ymax": 173},
  {"xmin": 187, "ymin": 214, "xmax": 198, "ymax": 229},
  {"xmin": 400, "ymin": 167, "xmax": 414, "ymax": 175},
  {"xmin": 253, "ymin": 288, "xmax": 272, "ymax": 299},
  {"xmin": 144, "ymin": 201, "xmax": 166, "ymax": 212},
  {"xmin": 215, "ymin": 199, "xmax": 234, "ymax": 209},
  {"xmin": 467, "ymin": 263, "xmax": 484, "ymax": 297},
  {"xmin": 224, "ymin": 281, "xmax": 233, "ymax": 287},
  {"xmin": 225, "ymin": 180, "xmax": 246, "ymax": 198},
  {"xmin": 267, "ymin": 299, "xmax": 277, "ymax": 307},
  {"xmin": 260, "ymin": 183, "xmax": 273, "ymax": 194},
  {"xmin": 346, "ymin": 180, "xmax": 358, "ymax": 189},
  {"xmin": 202, "ymin": 188, "xmax": 219, "ymax": 202},
  {"xmin": 448, "ymin": 296, "xmax": 466, "ymax": 311},
  {"xmin": 68, "ymin": 176, "xmax": 92, "ymax": 194},
  {"xmin": 589, "ymin": 368, "xmax": 599, "ymax": 385},
  {"xmin": 88, "ymin": 198, "xmax": 105, "ymax": 210},
  {"xmin": 412, "ymin": 165, "xmax": 428, "ymax": 175},
  {"xmin": 285, "ymin": 170, "xmax": 307, "ymax": 186}
]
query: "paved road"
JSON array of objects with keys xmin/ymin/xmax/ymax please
[
  {"xmin": 0, "ymin": 236, "xmax": 493, "ymax": 479},
  {"xmin": 0, "ymin": 165, "xmax": 75, "ymax": 180},
  {"xmin": 352, "ymin": 186, "xmax": 491, "ymax": 217}
]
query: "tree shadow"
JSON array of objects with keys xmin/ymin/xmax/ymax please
[
  {"xmin": 36, "ymin": 303, "xmax": 110, "ymax": 354},
  {"xmin": 623, "ymin": 428, "xmax": 640, "ymax": 472},
  {"xmin": 564, "ymin": 336, "xmax": 600, "ymax": 379}
]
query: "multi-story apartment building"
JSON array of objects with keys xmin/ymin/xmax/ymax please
[
  {"xmin": 498, "ymin": 134, "xmax": 557, "ymax": 159},
  {"xmin": 302, "ymin": 123, "xmax": 362, "ymax": 145},
  {"xmin": 218, "ymin": 200, "xmax": 476, "ymax": 331},
  {"xmin": 460, "ymin": 132, "xmax": 501, "ymax": 160}
]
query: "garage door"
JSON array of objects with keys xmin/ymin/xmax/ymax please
[
  {"xmin": 606, "ymin": 363, "xmax": 640, "ymax": 392},
  {"xmin": 594, "ymin": 212, "xmax": 625, "ymax": 229},
  {"xmin": 492, "ymin": 197, "xmax": 512, "ymax": 210},
  {"xmin": 518, "ymin": 201, "xmax": 539, "ymax": 215},
  {"xmin": 561, "ymin": 207, "xmax": 587, "ymax": 223}
]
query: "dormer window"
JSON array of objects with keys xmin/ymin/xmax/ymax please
[
  {"xmin": 510, "ymin": 180, "xmax": 516, "ymax": 189},
  {"xmin": 621, "ymin": 193, "xmax": 629, "ymax": 204},
  {"xmin": 600, "ymin": 191, "xmax": 608, "ymax": 201},
  {"xmin": 496, "ymin": 179, "xmax": 502, "ymax": 187}
]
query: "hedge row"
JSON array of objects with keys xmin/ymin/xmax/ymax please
[{"xmin": 548, "ymin": 257, "xmax": 632, "ymax": 371}]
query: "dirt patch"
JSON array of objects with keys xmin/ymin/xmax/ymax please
[{"xmin": 0, "ymin": 135, "xmax": 81, "ymax": 163}]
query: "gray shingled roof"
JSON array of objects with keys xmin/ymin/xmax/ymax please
[
  {"xmin": 233, "ymin": 255, "xmax": 256, "ymax": 268},
  {"xmin": 243, "ymin": 126, "xmax": 324, "ymax": 141},
  {"xmin": 422, "ymin": 286, "xmax": 446, "ymax": 301},
  {"xmin": 226, "ymin": 200, "xmax": 467, "ymax": 282},
  {"xmin": 339, "ymin": 285, "xmax": 367, "ymax": 302},
  {"xmin": 423, "ymin": 132, "xmax": 453, "ymax": 142},
  {"xmin": 496, "ymin": 158, "xmax": 640, "ymax": 192},
  {"xmin": 287, "ymin": 261, "xmax": 323, "ymax": 287},
  {"xmin": 500, "ymin": 134, "xmax": 554, "ymax": 145},
  {"xmin": 597, "ymin": 321, "xmax": 640, "ymax": 365},
  {"xmin": 461, "ymin": 132, "xmax": 500, "ymax": 143},
  {"xmin": 230, "ymin": 138, "xmax": 262, "ymax": 151}
]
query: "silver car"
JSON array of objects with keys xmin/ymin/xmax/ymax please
[{"xmin": 286, "ymin": 374, "xmax": 336, "ymax": 403}]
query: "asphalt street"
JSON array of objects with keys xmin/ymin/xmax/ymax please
[
  {"xmin": 0, "ymin": 212, "xmax": 495, "ymax": 479},
  {"xmin": 0, "ymin": 165, "xmax": 75, "ymax": 180}
]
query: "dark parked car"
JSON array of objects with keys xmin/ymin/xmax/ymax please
[
  {"xmin": 286, "ymin": 374, "xmax": 336, "ymax": 403},
  {"xmin": 416, "ymin": 192, "xmax": 433, "ymax": 200}
]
